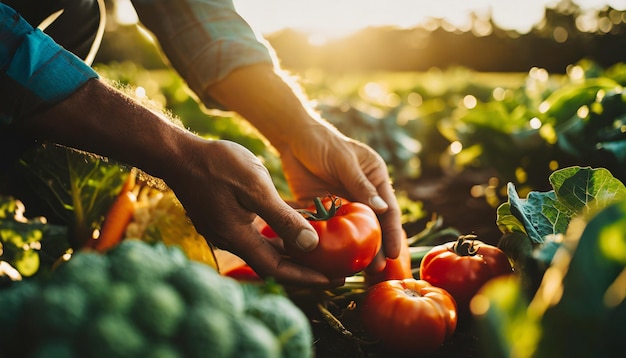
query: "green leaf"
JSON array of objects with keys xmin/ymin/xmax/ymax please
[
  {"xmin": 502, "ymin": 167, "xmax": 626, "ymax": 244},
  {"xmin": 538, "ymin": 200, "xmax": 626, "ymax": 357},
  {"xmin": 14, "ymin": 250, "xmax": 39, "ymax": 277},
  {"xmin": 0, "ymin": 197, "xmax": 69, "ymax": 278},
  {"xmin": 504, "ymin": 183, "xmax": 572, "ymax": 244},
  {"xmin": 18, "ymin": 144, "xmax": 130, "ymax": 246},
  {"xmin": 550, "ymin": 166, "xmax": 626, "ymax": 213},
  {"xmin": 541, "ymin": 78, "xmax": 621, "ymax": 126},
  {"xmin": 495, "ymin": 202, "xmax": 526, "ymax": 235}
]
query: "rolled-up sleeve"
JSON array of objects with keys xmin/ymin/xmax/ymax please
[
  {"xmin": 131, "ymin": 0, "xmax": 275, "ymax": 110},
  {"xmin": 0, "ymin": 3, "xmax": 98, "ymax": 125}
]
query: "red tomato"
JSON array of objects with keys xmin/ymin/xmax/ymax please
[
  {"xmin": 364, "ymin": 229, "xmax": 412, "ymax": 286},
  {"xmin": 419, "ymin": 234, "xmax": 513, "ymax": 316},
  {"xmin": 360, "ymin": 278, "xmax": 457, "ymax": 354},
  {"xmin": 222, "ymin": 264, "xmax": 262, "ymax": 282},
  {"xmin": 261, "ymin": 196, "xmax": 382, "ymax": 279}
]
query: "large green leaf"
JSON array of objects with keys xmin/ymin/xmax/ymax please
[
  {"xmin": 537, "ymin": 199, "xmax": 626, "ymax": 357},
  {"xmin": 504, "ymin": 183, "xmax": 574, "ymax": 244},
  {"xmin": 499, "ymin": 167, "xmax": 626, "ymax": 244},
  {"xmin": 550, "ymin": 166, "xmax": 626, "ymax": 213}
]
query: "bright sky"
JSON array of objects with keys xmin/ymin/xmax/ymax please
[{"xmin": 232, "ymin": 0, "xmax": 626, "ymax": 37}]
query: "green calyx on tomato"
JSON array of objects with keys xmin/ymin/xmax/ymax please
[
  {"xmin": 360, "ymin": 278, "xmax": 457, "ymax": 354},
  {"xmin": 297, "ymin": 195, "xmax": 341, "ymax": 221},
  {"xmin": 262, "ymin": 195, "xmax": 382, "ymax": 279},
  {"xmin": 419, "ymin": 234, "xmax": 513, "ymax": 317}
]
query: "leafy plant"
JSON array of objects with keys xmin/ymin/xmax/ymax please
[
  {"xmin": 496, "ymin": 166, "xmax": 626, "ymax": 294},
  {"xmin": 0, "ymin": 196, "xmax": 68, "ymax": 279},
  {"xmin": 475, "ymin": 197, "xmax": 626, "ymax": 358},
  {"xmin": 442, "ymin": 61, "xmax": 626, "ymax": 192},
  {"xmin": 17, "ymin": 143, "xmax": 130, "ymax": 247}
]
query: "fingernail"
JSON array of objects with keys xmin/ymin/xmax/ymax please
[
  {"xmin": 296, "ymin": 229, "xmax": 318, "ymax": 252},
  {"xmin": 369, "ymin": 195, "xmax": 388, "ymax": 211}
]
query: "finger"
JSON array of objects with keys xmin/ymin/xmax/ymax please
[
  {"xmin": 248, "ymin": 192, "xmax": 320, "ymax": 253},
  {"xmin": 230, "ymin": 225, "xmax": 335, "ymax": 287},
  {"xmin": 376, "ymin": 182, "xmax": 403, "ymax": 259},
  {"xmin": 364, "ymin": 248, "xmax": 387, "ymax": 275},
  {"xmin": 338, "ymin": 163, "xmax": 389, "ymax": 214}
]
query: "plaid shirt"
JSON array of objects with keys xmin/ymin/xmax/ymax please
[
  {"xmin": 132, "ymin": 0, "xmax": 275, "ymax": 110},
  {"xmin": 0, "ymin": 0, "xmax": 274, "ymax": 124}
]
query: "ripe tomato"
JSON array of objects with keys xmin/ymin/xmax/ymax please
[
  {"xmin": 261, "ymin": 195, "xmax": 382, "ymax": 279},
  {"xmin": 419, "ymin": 234, "xmax": 513, "ymax": 316},
  {"xmin": 364, "ymin": 229, "xmax": 412, "ymax": 286},
  {"xmin": 222, "ymin": 264, "xmax": 262, "ymax": 282},
  {"xmin": 360, "ymin": 278, "xmax": 457, "ymax": 354}
]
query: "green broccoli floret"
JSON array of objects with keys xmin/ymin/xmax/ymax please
[
  {"xmin": 167, "ymin": 260, "xmax": 245, "ymax": 315},
  {"xmin": 51, "ymin": 250, "xmax": 110, "ymax": 296},
  {"xmin": 233, "ymin": 316, "xmax": 281, "ymax": 358},
  {"xmin": 107, "ymin": 239, "xmax": 178, "ymax": 284},
  {"xmin": 175, "ymin": 306, "xmax": 236, "ymax": 358},
  {"xmin": 0, "ymin": 280, "xmax": 39, "ymax": 352},
  {"xmin": 142, "ymin": 343, "xmax": 183, "ymax": 358},
  {"xmin": 0, "ymin": 239, "xmax": 315, "ymax": 358},
  {"xmin": 79, "ymin": 313, "xmax": 146, "ymax": 358},
  {"xmin": 246, "ymin": 294, "xmax": 314, "ymax": 358},
  {"xmin": 31, "ymin": 338, "xmax": 77, "ymax": 358},
  {"xmin": 132, "ymin": 281, "xmax": 185, "ymax": 338},
  {"xmin": 90, "ymin": 281, "xmax": 136, "ymax": 315},
  {"xmin": 23, "ymin": 283, "xmax": 88, "ymax": 340}
]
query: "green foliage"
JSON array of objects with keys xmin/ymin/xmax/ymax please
[
  {"xmin": 537, "ymin": 200, "xmax": 626, "ymax": 357},
  {"xmin": 476, "ymin": 172, "xmax": 626, "ymax": 358},
  {"xmin": 18, "ymin": 143, "xmax": 130, "ymax": 247},
  {"xmin": 0, "ymin": 196, "xmax": 69, "ymax": 278},
  {"xmin": 0, "ymin": 240, "xmax": 314, "ymax": 357},
  {"xmin": 496, "ymin": 166, "xmax": 626, "ymax": 294},
  {"xmin": 443, "ymin": 61, "xmax": 626, "ymax": 190},
  {"xmin": 499, "ymin": 167, "xmax": 626, "ymax": 243},
  {"xmin": 496, "ymin": 167, "xmax": 626, "ymax": 244}
]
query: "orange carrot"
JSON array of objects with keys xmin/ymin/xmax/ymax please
[{"xmin": 89, "ymin": 172, "xmax": 137, "ymax": 252}]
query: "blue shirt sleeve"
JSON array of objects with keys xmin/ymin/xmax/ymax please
[
  {"xmin": 0, "ymin": 3, "xmax": 99, "ymax": 125},
  {"xmin": 131, "ymin": 0, "xmax": 275, "ymax": 110}
]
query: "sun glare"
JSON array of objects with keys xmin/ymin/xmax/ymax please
[{"xmin": 233, "ymin": 0, "xmax": 619, "ymax": 38}]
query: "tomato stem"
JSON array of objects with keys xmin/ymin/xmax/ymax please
[
  {"xmin": 298, "ymin": 195, "xmax": 342, "ymax": 221},
  {"xmin": 452, "ymin": 234, "xmax": 479, "ymax": 256}
]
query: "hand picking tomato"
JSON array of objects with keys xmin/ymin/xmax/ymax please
[
  {"xmin": 360, "ymin": 278, "xmax": 457, "ymax": 354},
  {"xmin": 419, "ymin": 234, "xmax": 513, "ymax": 316},
  {"xmin": 261, "ymin": 195, "xmax": 382, "ymax": 279},
  {"xmin": 364, "ymin": 229, "xmax": 412, "ymax": 286}
]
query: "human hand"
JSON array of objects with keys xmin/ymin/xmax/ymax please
[
  {"xmin": 277, "ymin": 122, "xmax": 403, "ymax": 273},
  {"xmin": 164, "ymin": 138, "xmax": 344, "ymax": 287},
  {"xmin": 204, "ymin": 64, "xmax": 401, "ymax": 274}
]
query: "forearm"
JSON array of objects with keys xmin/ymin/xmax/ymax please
[
  {"xmin": 16, "ymin": 78, "xmax": 199, "ymax": 182},
  {"xmin": 206, "ymin": 64, "xmax": 342, "ymax": 153}
]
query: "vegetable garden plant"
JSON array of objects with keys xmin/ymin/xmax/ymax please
[{"xmin": 2, "ymin": 59, "xmax": 626, "ymax": 357}]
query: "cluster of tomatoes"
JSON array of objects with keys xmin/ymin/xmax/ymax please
[
  {"xmin": 362, "ymin": 233, "xmax": 513, "ymax": 355},
  {"xmin": 225, "ymin": 196, "xmax": 514, "ymax": 355}
]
